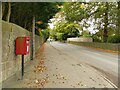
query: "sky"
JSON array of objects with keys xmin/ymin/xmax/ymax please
[{"xmin": 48, "ymin": 17, "xmax": 99, "ymax": 35}]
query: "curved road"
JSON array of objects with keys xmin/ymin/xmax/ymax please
[{"xmin": 49, "ymin": 41, "xmax": 118, "ymax": 86}]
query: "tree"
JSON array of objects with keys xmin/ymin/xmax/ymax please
[
  {"xmin": 6, "ymin": 2, "xmax": 11, "ymax": 22},
  {"xmin": 50, "ymin": 22, "xmax": 80, "ymax": 41},
  {"xmin": 2, "ymin": 2, "xmax": 11, "ymax": 22},
  {"xmin": 92, "ymin": 2, "xmax": 118, "ymax": 42},
  {"xmin": 2, "ymin": 2, "xmax": 61, "ymax": 31},
  {"xmin": 62, "ymin": 2, "xmax": 118, "ymax": 43},
  {"xmin": 2, "ymin": 2, "xmax": 62, "ymax": 59},
  {"xmin": 2, "ymin": 2, "xmax": 5, "ymax": 18},
  {"xmin": 103, "ymin": 2, "xmax": 109, "ymax": 42},
  {"xmin": 62, "ymin": 2, "xmax": 87, "ymax": 22},
  {"xmin": 62, "ymin": 2, "xmax": 99, "ymax": 36}
]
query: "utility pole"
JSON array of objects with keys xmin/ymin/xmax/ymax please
[
  {"xmin": 31, "ymin": 16, "xmax": 35, "ymax": 60},
  {"xmin": 0, "ymin": 2, "xmax": 2, "ymax": 90}
]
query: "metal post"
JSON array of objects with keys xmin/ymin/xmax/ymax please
[{"xmin": 21, "ymin": 55, "xmax": 24, "ymax": 79}]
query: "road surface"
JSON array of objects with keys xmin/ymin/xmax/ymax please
[
  {"xmin": 3, "ymin": 42, "xmax": 117, "ymax": 88},
  {"xmin": 49, "ymin": 41, "xmax": 118, "ymax": 86}
]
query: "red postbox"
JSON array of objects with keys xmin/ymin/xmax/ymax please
[
  {"xmin": 16, "ymin": 36, "xmax": 30, "ymax": 79},
  {"xmin": 16, "ymin": 36, "xmax": 30, "ymax": 55}
]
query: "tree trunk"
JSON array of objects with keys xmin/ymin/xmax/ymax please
[
  {"xmin": 103, "ymin": 2, "xmax": 109, "ymax": 43},
  {"xmin": 2, "ymin": 2, "xmax": 5, "ymax": 18},
  {"xmin": 5, "ymin": 2, "xmax": 11, "ymax": 22},
  {"xmin": 24, "ymin": 22, "xmax": 27, "ymax": 29}
]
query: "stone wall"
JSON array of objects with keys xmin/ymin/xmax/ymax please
[
  {"xmin": 1, "ymin": 21, "xmax": 43, "ymax": 82},
  {"xmin": 35, "ymin": 35, "xmax": 44, "ymax": 53},
  {"xmin": 69, "ymin": 41, "xmax": 120, "ymax": 52},
  {"xmin": 67, "ymin": 37, "xmax": 93, "ymax": 42}
]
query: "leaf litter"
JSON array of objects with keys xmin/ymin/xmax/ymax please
[{"xmin": 26, "ymin": 56, "xmax": 50, "ymax": 88}]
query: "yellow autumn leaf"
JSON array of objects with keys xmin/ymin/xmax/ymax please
[
  {"xmin": 36, "ymin": 21, "xmax": 43, "ymax": 24},
  {"xmin": 80, "ymin": 4, "xmax": 85, "ymax": 9}
]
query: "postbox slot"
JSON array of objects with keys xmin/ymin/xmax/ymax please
[{"xmin": 26, "ymin": 41, "xmax": 29, "ymax": 44}]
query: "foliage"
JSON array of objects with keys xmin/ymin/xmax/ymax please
[
  {"xmin": 2, "ymin": 2, "xmax": 62, "ymax": 33},
  {"xmin": 62, "ymin": 2, "xmax": 89, "ymax": 22},
  {"xmin": 50, "ymin": 22, "xmax": 80, "ymax": 41},
  {"xmin": 92, "ymin": 35, "xmax": 102, "ymax": 42},
  {"xmin": 62, "ymin": 2, "xmax": 118, "ymax": 43},
  {"xmin": 40, "ymin": 29, "xmax": 50, "ymax": 41},
  {"xmin": 3, "ymin": 2, "xmax": 119, "ymax": 43},
  {"xmin": 56, "ymin": 33, "xmax": 64, "ymax": 41},
  {"xmin": 107, "ymin": 35, "xmax": 120, "ymax": 43},
  {"xmin": 91, "ymin": 2, "xmax": 118, "ymax": 42},
  {"xmin": 50, "ymin": 28, "xmax": 57, "ymax": 40},
  {"xmin": 82, "ymin": 30, "xmax": 91, "ymax": 38}
]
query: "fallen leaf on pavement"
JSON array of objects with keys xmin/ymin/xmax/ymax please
[
  {"xmin": 39, "ymin": 60, "xmax": 44, "ymax": 64},
  {"xmin": 35, "ymin": 80, "xmax": 39, "ymax": 84}
]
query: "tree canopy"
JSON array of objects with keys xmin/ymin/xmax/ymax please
[
  {"xmin": 2, "ymin": 2, "xmax": 62, "ymax": 32},
  {"xmin": 2, "ymin": 2, "xmax": 120, "ymax": 43},
  {"xmin": 60, "ymin": 2, "xmax": 120, "ymax": 43}
]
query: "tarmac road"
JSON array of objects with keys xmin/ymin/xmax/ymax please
[{"xmin": 49, "ymin": 41, "xmax": 118, "ymax": 87}]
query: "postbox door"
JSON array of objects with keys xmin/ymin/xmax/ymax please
[
  {"xmin": 16, "ymin": 37, "xmax": 30, "ymax": 55},
  {"xmin": 16, "ymin": 37, "xmax": 25, "ymax": 55}
]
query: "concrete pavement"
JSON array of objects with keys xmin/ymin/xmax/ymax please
[{"xmin": 2, "ymin": 42, "xmax": 117, "ymax": 88}]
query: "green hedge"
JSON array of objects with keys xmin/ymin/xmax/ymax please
[
  {"xmin": 107, "ymin": 35, "xmax": 120, "ymax": 43},
  {"xmin": 69, "ymin": 41, "xmax": 120, "ymax": 52}
]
